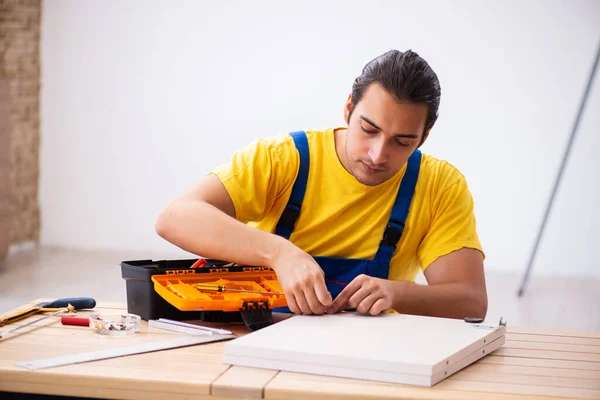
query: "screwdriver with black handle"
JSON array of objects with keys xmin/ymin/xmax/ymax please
[{"xmin": 0, "ymin": 297, "xmax": 96, "ymax": 327}]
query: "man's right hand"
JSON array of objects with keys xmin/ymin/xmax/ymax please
[
  {"xmin": 271, "ymin": 240, "xmax": 332, "ymax": 315},
  {"xmin": 155, "ymin": 174, "xmax": 332, "ymax": 314}
]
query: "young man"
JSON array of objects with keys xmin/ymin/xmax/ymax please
[{"xmin": 155, "ymin": 49, "xmax": 488, "ymax": 319}]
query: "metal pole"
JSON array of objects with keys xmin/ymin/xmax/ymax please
[{"xmin": 517, "ymin": 38, "xmax": 600, "ymax": 297}]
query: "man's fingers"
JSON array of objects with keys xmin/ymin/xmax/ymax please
[
  {"xmin": 327, "ymin": 282, "xmax": 359, "ymax": 313},
  {"xmin": 314, "ymin": 276, "xmax": 332, "ymax": 307},
  {"xmin": 294, "ymin": 290, "xmax": 312, "ymax": 315},
  {"xmin": 286, "ymin": 293, "xmax": 301, "ymax": 315},
  {"xmin": 326, "ymin": 294, "xmax": 345, "ymax": 314},
  {"xmin": 305, "ymin": 287, "xmax": 327, "ymax": 314},
  {"xmin": 369, "ymin": 298, "xmax": 388, "ymax": 315},
  {"xmin": 356, "ymin": 293, "xmax": 380, "ymax": 314},
  {"xmin": 348, "ymin": 285, "xmax": 371, "ymax": 309}
]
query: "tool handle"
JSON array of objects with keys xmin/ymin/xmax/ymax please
[
  {"xmin": 190, "ymin": 258, "xmax": 208, "ymax": 268},
  {"xmin": 0, "ymin": 307, "xmax": 41, "ymax": 327},
  {"xmin": 61, "ymin": 316, "xmax": 90, "ymax": 327},
  {"xmin": 39, "ymin": 298, "xmax": 96, "ymax": 310}
]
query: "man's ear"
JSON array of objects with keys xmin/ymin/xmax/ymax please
[
  {"xmin": 343, "ymin": 94, "xmax": 353, "ymax": 124},
  {"xmin": 419, "ymin": 127, "xmax": 432, "ymax": 147}
]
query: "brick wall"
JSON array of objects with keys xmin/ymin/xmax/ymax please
[
  {"xmin": 0, "ymin": 80, "xmax": 9, "ymax": 257},
  {"xmin": 0, "ymin": 0, "xmax": 41, "ymax": 253}
]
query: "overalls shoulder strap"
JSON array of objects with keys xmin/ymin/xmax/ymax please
[
  {"xmin": 275, "ymin": 131, "xmax": 310, "ymax": 239},
  {"xmin": 373, "ymin": 149, "xmax": 422, "ymax": 265}
]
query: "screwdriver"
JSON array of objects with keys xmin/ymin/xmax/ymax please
[{"xmin": 195, "ymin": 284, "xmax": 284, "ymax": 295}]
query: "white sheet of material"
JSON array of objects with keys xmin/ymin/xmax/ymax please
[{"xmin": 223, "ymin": 312, "xmax": 506, "ymax": 386}]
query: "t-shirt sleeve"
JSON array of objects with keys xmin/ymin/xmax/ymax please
[
  {"xmin": 417, "ymin": 175, "xmax": 484, "ymax": 271},
  {"xmin": 211, "ymin": 135, "xmax": 297, "ymax": 224}
]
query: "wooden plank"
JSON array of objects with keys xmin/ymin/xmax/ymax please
[
  {"xmin": 1, "ymin": 363, "xmax": 227, "ymax": 389},
  {"xmin": 505, "ymin": 339, "xmax": 600, "ymax": 354},
  {"xmin": 0, "ymin": 343, "xmax": 225, "ymax": 365},
  {"xmin": 449, "ymin": 369, "xmax": 600, "ymax": 390},
  {"xmin": 479, "ymin": 354, "xmax": 600, "ymax": 371},
  {"xmin": 437, "ymin": 379, "xmax": 600, "ymax": 399},
  {"xmin": 494, "ymin": 347, "xmax": 600, "ymax": 363},
  {"xmin": 464, "ymin": 362, "xmax": 600, "ymax": 380},
  {"xmin": 508, "ymin": 326, "xmax": 600, "ymax": 339},
  {"xmin": 0, "ymin": 340, "xmax": 226, "ymax": 358},
  {"xmin": 0, "ymin": 366, "xmax": 227, "ymax": 398},
  {"xmin": 506, "ymin": 332, "xmax": 600, "ymax": 347},
  {"xmin": 264, "ymin": 371, "xmax": 561, "ymax": 400},
  {"xmin": 1, "ymin": 349, "xmax": 224, "ymax": 364},
  {"xmin": 0, "ymin": 337, "xmax": 228, "ymax": 362},
  {"xmin": 1, "ymin": 356, "xmax": 224, "ymax": 371},
  {"xmin": 0, "ymin": 338, "xmax": 229, "ymax": 371},
  {"xmin": 211, "ymin": 366, "xmax": 279, "ymax": 398},
  {"xmin": 0, "ymin": 381, "xmax": 233, "ymax": 400},
  {"xmin": 0, "ymin": 330, "xmax": 237, "ymax": 355}
]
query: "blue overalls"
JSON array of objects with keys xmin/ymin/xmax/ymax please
[{"xmin": 273, "ymin": 131, "xmax": 421, "ymax": 310}]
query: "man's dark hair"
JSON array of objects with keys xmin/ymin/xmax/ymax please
[{"xmin": 349, "ymin": 49, "xmax": 441, "ymax": 138}]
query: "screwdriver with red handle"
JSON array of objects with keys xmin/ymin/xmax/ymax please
[{"xmin": 60, "ymin": 316, "xmax": 91, "ymax": 327}]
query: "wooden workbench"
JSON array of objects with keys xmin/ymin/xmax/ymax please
[{"xmin": 0, "ymin": 300, "xmax": 598, "ymax": 399}]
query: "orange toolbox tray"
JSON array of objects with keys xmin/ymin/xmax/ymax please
[{"xmin": 151, "ymin": 267, "xmax": 287, "ymax": 312}]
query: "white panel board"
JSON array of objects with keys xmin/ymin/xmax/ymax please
[{"xmin": 223, "ymin": 312, "xmax": 506, "ymax": 386}]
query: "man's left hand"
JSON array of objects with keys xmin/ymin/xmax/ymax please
[{"xmin": 326, "ymin": 274, "xmax": 397, "ymax": 315}]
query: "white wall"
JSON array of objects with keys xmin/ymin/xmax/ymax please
[{"xmin": 40, "ymin": 0, "xmax": 600, "ymax": 277}]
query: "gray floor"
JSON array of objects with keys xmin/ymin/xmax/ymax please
[{"xmin": 1, "ymin": 246, "xmax": 598, "ymax": 332}]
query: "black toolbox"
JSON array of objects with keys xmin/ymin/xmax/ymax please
[{"xmin": 120, "ymin": 258, "xmax": 282, "ymax": 330}]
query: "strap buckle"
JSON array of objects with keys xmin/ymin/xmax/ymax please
[
  {"xmin": 381, "ymin": 219, "xmax": 405, "ymax": 248},
  {"xmin": 278, "ymin": 201, "xmax": 301, "ymax": 228}
]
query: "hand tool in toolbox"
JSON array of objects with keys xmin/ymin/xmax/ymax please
[
  {"xmin": 195, "ymin": 283, "xmax": 285, "ymax": 295},
  {"xmin": 121, "ymin": 257, "xmax": 288, "ymax": 331}
]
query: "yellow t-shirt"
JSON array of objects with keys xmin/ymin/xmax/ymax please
[{"xmin": 212, "ymin": 127, "xmax": 483, "ymax": 283}]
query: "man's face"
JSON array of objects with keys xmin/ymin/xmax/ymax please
[{"xmin": 343, "ymin": 83, "xmax": 430, "ymax": 186}]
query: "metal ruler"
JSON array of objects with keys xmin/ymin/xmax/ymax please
[{"xmin": 16, "ymin": 334, "xmax": 235, "ymax": 371}]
